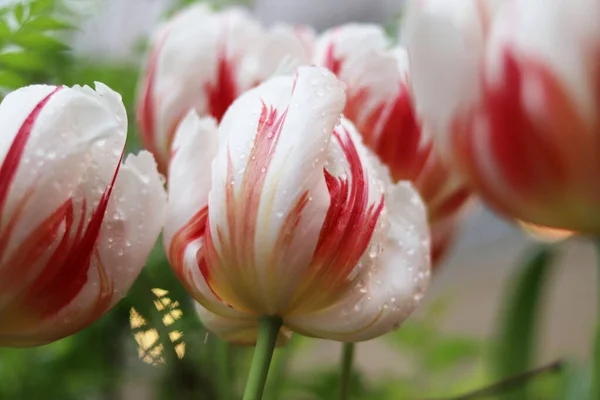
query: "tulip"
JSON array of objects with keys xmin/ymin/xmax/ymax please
[
  {"xmin": 137, "ymin": 3, "xmax": 315, "ymax": 172},
  {"xmin": 164, "ymin": 66, "xmax": 430, "ymax": 344},
  {"xmin": 315, "ymin": 24, "xmax": 470, "ymax": 267},
  {"xmin": 405, "ymin": 0, "xmax": 600, "ymax": 234},
  {"xmin": 165, "ymin": 66, "xmax": 430, "ymax": 399},
  {"xmin": 0, "ymin": 83, "xmax": 167, "ymax": 347}
]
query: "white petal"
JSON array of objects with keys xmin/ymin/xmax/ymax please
[
  {"xmin": 486, "ymin": 0, "xmax": 600, "ymax": 124},
  {"xmin": 95, "ymin": 151, "xmax": 166, "ymax": 300},
  {"xmin": 402, "ymin": 0, "xmax": 499, "ymax": 152},
  {"xmin": 163, "ymin": 111, "xmax": 218, "ymax": 247},
  {"xmin": 285, "ymin": 132, "xmax": 431, "ymax": 342},
  {"xmin": 314, "ymin": 24, "xmax": 390, "ymax": 69},
  {"xmin": 195, "ymin": 302, "xmax": 291, "ymax": 346},
  {"xmin": 254, "ymin": 24, "xmax": 316, "ymax": 80},
  {"xmin": 207, "ymin": 66, "xmax": 346, "ymax": 314}
]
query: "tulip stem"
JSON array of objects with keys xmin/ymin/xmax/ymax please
[
  {"xmin": 217, "ymin": 339, "xmax": 231, "ymax": 400},
  {"xmin": 338, "ymin": 342, "xmax": 355, "ymax": 400},
  {"xmin": 593, "ymin": 239, "xmax": 600, "ymax": 400},
  {"xmin": 242, "ymin": 316, "xmax": 282, "ymax": 400}
]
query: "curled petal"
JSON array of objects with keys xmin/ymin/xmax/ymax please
[{"xmin": 195, "ymin": 303, "xmax": 291, "ymax": 346}]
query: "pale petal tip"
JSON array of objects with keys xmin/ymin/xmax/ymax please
[{"xmin": 172, "ymin": 110, "xmax": 218, "ymax": 152}]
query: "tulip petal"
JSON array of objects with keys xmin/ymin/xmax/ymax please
[
  {"xmin": 285, "ymin": 180, "xmax": 430, "ymax": 342},
  {"xmin": 205, "ymin": 66, "xmax": 346, "ymax": 315},
  {"xmin": 0, "ymin": 84, "xmax": 126, "ymax": 313},
  {"xmin": 164, "ymin": 111, "xmax": 218, "ymax": 247},
  {"xmin": 195, "ymin": 302, "xmax": 291, "ymax": 346},
  {"xmin": 284, "ymin": 123, "xmax": 430, "ymax": 342},
  {"xmin": 137, "ymin": 5, "xmax": 264, "ymax": 170},
  {"xmin": 164, "ymin": 111, "xmax": 234, "ymax": 317},
  {"xmin": 402, "ymin": 0, "xmax": 500, "ymax": 153}
]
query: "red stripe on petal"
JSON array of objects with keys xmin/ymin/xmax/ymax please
[
  {"xmin": 24, "ymin": 156, "xmax": 122, "ymax": 318},
  {"xmin": 205, "ymin": 49, "xmax": 239, "ymax": 122},
  {"xmin": 167, "ymin": 205, "xmax": 224, "ymax": 302},
  {"xmin": 287, "ymin": 128, "xmax": 384, "ymax": 313},
  {"xmin": 323, "ymin": 42, "xmax": 343, "ymax": 76},
  {"xmin": 0, "ymin": 87, "xmax": 62, "ymax": 224},
  {"xmin": 371, "ymin": 85, "xmax": 429, "ymax": 183},
  {"xmin": 313, "ymin": 128, "xmax": 384, "ymax": 285}
]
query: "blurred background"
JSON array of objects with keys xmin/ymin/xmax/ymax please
[{"xmin": 0, "ymin": 0, "xmax": 595, "ymax": 399}]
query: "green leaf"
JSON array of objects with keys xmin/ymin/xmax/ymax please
[
  {"xmin": 30, "ymin": 0, "xmax": 55, "ymax": 15},
  {"xmin": 13, "ymin": 3, "xmax": 26, "ymax": 24},
  {"xmin": 0, "ymin": 51, "xmax": 46, "ymax": 71},
  {"xmin": 0, "ymin": 70, "xmax": 27, "ymax": 88},
  {"xmin": 0, "ymin": 19, "xmax": 10, "ymax": 40},
  {"xmin": 12, "ymin": 30, "xmax": 69, "ymax": 51},
  {"xmin": 26, "ymin": 16, "xmax": 73, "ymax": 31},
  {"xmin": 491, "ymin": 244, "xmax": 555, "ymax": 400}
]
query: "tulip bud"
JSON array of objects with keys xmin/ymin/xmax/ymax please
[
  {"xmin": 0, "ymin": 83, "xmax": 166, "ymax": 347},
  {"xmin": 315, "ymin": 24, "xmax": 470, "ymax": 266},
  {"xmin": 164, "ymin": 67, "xmax": 430, "ymax": 344},
  {"xmin": 405, "ymin": 0, "xmax": 600, "ymax": 233},
  {"xmin": 136, "ymin": 4, "xmax": 315, "ymax": 172}
]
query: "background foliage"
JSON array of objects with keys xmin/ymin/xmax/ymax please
[{"xmin": 0, "ymin": 1, "xmax": 591, "ymax": 399}]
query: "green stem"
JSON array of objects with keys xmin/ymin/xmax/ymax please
[
  {"xmin": 217, "ymin": 339, "xmax": 231, "ymax": 400},
  {"xmin": 243, "ymin": 316, "xmax": 282, "ymax": 400},
  {"xmin": 265, "ymin": 335, "xmax": 298, "ymax": 399},
  {"xmin": 338, "ymin": 343, "xmax": 355, "ymax": 400},
  {"xmin": 593, "ymin": 240, "xmax": 600, "ymax": 400}
]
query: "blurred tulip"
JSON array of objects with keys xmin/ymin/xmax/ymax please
[
  {"xmin": 315, "ymin": 24, "xmax": 470, "ymax": 267},
  {"xmin": 137, "ymin": 4, "xmax": 315, "ymax": 172},
  {"xmin": 164, "ymin": 67, "xmax": 430, "ymax": 344},
  {"xmin": 0, "ymin": 83, "xmax": 167, "ymax": 347},
  {"xmin": 405, "ymin": 0, "xmax": 600, "ymax": 233}
]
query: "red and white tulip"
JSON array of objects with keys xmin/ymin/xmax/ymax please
[
  {"xmin": 315, "ymin": 24, "xmax": 470, "ymax": 266},
  {"xmin": 136, "ymin": 3, "xmax": 315, "ymax": 172},
  {"xmin": 0, "ymin": 83, "xmax": 166, "ymax": 347},
  {"xmin": 405, "ymin": 0, "xmax": 600, "ymax": 233},
  {"xmin": 164, "ymin": 67, "xmax": 430, "ymax": 344}
]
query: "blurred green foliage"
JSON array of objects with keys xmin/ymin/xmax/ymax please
[{"xmin": 0, "ymin": 0, "xmax": 74, "ymax": 94}]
